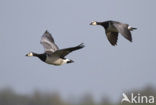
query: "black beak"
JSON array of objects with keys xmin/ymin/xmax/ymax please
[
  {"xmin": 25, "ymin": 54, "xmax": 28, "ymax": 56},
  {"xmin": 89, "ymin": 22, "xmax": 92, "ymax": 25}
]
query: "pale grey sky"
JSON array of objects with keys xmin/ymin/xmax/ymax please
[{"xmin": 0, "ymin": 0, "xmax": 156, "ymax": 102}]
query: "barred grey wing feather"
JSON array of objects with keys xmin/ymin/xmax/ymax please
[
  {"xmin": 113, "ymin": 22, "xmax": 132, "ymax": 42},
  {"xmin": 40, "ymin": 31, "xmax": 59, "ymax": 53}
]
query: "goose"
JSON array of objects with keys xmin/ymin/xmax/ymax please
[
  {"xmin": 26, "ymin": 30, "xmax": 84, "ymax": 65},
  {"xmin": 90, "ymin": 20, "xmax": 137, "ymax": 46}
]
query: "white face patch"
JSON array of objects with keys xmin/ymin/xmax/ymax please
[
  {"xmin": 128, "ymin": 26, "xmax": 132, "ymax": 30},
  {"xmin": 27, "ymin": 52, "xmax": 33, "ymax": 56},
  {"xmin": 91, "ymin": 21, "xmax": 97, "ymax": 25}
]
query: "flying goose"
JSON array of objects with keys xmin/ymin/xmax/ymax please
[
  {"xmin": 90, "ymin": 20, "xmax": 137, "ymax": 46},
  {"xmin": 26, "ymin": 30, "xmax": 84, "ymax": 65}
]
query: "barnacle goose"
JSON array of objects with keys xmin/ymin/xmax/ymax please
[
  {"xmin": 26, "ymin": 30, "xmax": 84, "ymax": 65},
  {"xmin": 90, "ymin": 20, "xmax": 137, "ymax": 46}
]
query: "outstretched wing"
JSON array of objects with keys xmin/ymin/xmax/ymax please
[
  {"xmin": 53, "ymin": 43, "xmax": 84, "ymax": 58},
  {"xmin": 113, "ymin": 22, "xmax": 132, "ymax": 42},
  {"xmin": 105, "ymin": 31, "xmax": 118, "ymax": 46},
  {"xmin": 40, "ymin": 30, "xmax": 59, "ymax": 53}
]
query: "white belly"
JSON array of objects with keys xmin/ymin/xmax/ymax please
[{"xmin": 45, "ymin": 56, "xmax": 65, "ymax": 65}]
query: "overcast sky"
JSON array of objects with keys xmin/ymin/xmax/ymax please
[{"xmin": 0, "ymin": 0, "xmax": 156, "ymax": 102}]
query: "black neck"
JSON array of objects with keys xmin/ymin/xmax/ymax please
[
  {"xmin": 95, "ymin": 22, "xmax": 101, "ymax": 25},
  {"xmin": 33, "ymin": 52, "xmax": 46, "ymax": 62},
  {"xmin": 97, "ymin": 21, "xmax": 109, "ymax": 29}
]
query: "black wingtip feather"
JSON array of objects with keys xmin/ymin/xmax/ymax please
[
  {"xmin": 130, "ymin": 39, "xmax": 133, "ymax": 42},
  {"xmin": 45, "ymin": 30, "xmax": 49, "ymax": 34},
  {"xmin": 111, "ymin": 43, "xmax": 117, "ymax": 46},
  {"xmin": 78, "ymin": 43, "xmax": 85, "ymax": 48}
]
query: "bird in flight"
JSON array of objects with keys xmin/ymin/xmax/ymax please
[
  {"xmin": 90, "ymin": 20, "xmax": 137, "ymax": 46},
  {"xmin": 26, "ymin": 30, "xmax": 84, "ymax": 65}
]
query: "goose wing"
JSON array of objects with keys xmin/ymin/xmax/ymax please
[
  {"xmin": 113, "ymin": 22, "xmax": 132, "ymax": 42},
  {"xmin": 106, "ymin": 31, "xmax": 118, "ymax": 46},
  {"xmin": 40, "ymin": 30, "xmax": 59, "ymax": 53},
  {"xmin": 53, "ymin": 43, "xmax": 84, "ymax": 58}
]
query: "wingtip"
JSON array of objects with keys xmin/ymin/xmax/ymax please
[
  {"xmin": 111, "ymin": 43, "xmax": 117, "ymax": 46},
  {"xmin": 109, "ymin": 41, "xmax": 117, "ymax": 46},
  {"xmin": 79, "ymin": 43, "xmax": 85, "ymax": 48},
  {"xmin": 129, "ymin": 38, "xmax": 133, "ymax": 42},
  {"xmin": 45, "ymin": 30, "xmax": 49, "ymax": 33},
  {"xmin": 112, "ymin": 44, "xmax": 117, "ymax": 46}
]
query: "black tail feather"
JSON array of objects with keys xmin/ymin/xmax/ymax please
[
  {"xmin": 67, "ymin": 59, "xmax": 74, "ymax": 63},
  {"xmin": 132, "ymin": 27, "xmax": 137, "ymax": 30}
]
